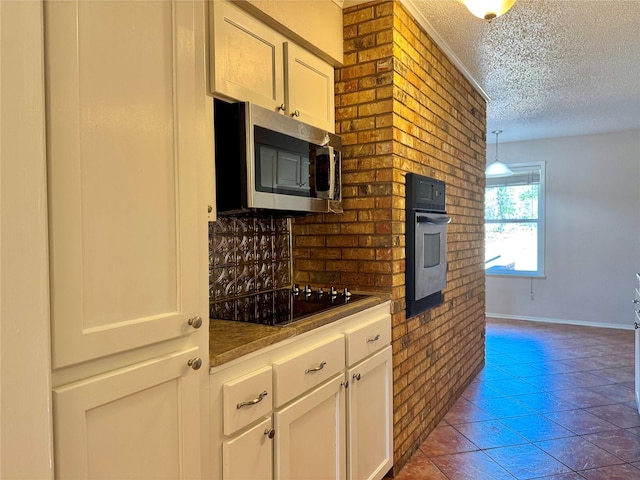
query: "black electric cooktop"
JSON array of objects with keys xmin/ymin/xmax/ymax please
[{"xmin": 210, "ymin": 286, "xmax": 369, "ymax": 326}]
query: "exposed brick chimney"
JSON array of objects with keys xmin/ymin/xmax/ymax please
[{"xmin": 292, "ymin": 0, "xmax": 487, "ymax": 473}]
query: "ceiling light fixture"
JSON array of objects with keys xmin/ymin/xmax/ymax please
[
  {"xmin": 459, "ymin": 0, "xmax": 517, "ymax": 20},
  {"xmin": 485, "ymin": 130, "xmax": 513, "ymax": 177}
]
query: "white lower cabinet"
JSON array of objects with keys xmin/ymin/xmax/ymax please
[
  {"xmin": 274, "ymin": 375, "xmax": 346, "ymax": 480},
  {"xmin": 210, "ymin": 302, "xmax": 392, "ymax": 480},
  {"xmin": 346, "ymin": 346, "xmax": 393, "ymax": 480},
  {"xmin": 223, "ymin": 417, "xmax": 273, "ymax": 480},
  {"xmin": 53, "ymin": 347, "xmax": 203, "ymax": 480}
]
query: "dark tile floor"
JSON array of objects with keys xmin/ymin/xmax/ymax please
[{"xmin": 395, "ymin": 318, "xmax": 640, "ymax": 480}]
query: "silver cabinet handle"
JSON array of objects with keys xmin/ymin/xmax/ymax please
[
  {"xmin": 278, "ymin": 104, "xmax": 286, "ymax": 112},
  {"xmin": 187, "ymin": 357, "xmax": 202, "ymax": 370},
  {"xmin": 264, "ymin": 428, "xmax": 275, "ymax": 439},
  {"xmin": 188, "ymin": 316, "xmax": 203, "ymax": 329},
  {"xmin": 341, "ymin": 380, "xmax": 349, "ymax": 389},
  {"xmin": 291, "ymin": 109, "xmax": 300, "ymax": 117},
  {"xmin": 633, "ymin": 299, "xmax": 639, "ymax": 305},
  {"xmin": 353, "ymin": 373, "xmax": 361, "ymax": 381},
  {"xmin": 635, "ymin": 322, "xmax": 639, "ymax": 330},
  {"xmin": 237, "ymin": 390, "xmax": 268, "ymax": 409},
  {"xmin": 367, "ymin": 334, "xmax": 381, "ymax": 343},
  {"xmin": 305, "ymin": 361, "xmax": 326, "ymax": 374}
]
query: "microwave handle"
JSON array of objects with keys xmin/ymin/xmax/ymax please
[
  {"xmin": 417, "ymin": 215, "xmax": 451, "ymax": 225},
  {"xmin": 327, "ymin": 146, "xmax": 336, "ymax": 200}
]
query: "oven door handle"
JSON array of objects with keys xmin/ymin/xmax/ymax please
[{"xmin": 417, "ymin": 215, "xmax": 451, "ymax": 225}]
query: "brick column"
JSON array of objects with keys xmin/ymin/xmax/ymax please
[{"xmin": 292, "ymin": 0, "xmax": 487, "ymax": 473}]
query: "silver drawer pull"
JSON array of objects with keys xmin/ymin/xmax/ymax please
[
  {"xmin": 367, "ymin": 334, "xmax": 381, "ymax": 343},
  {"xmin": 236, "ymin": 391, "xmax": 268, "ymax": 409},
  {"xmin": 305, "ymin": 361, "xmax": 327, "ymax": 374}
]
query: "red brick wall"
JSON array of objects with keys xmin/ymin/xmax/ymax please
[{"xmin": 292, "ymin": 0, "xmax": 487, "ymax": 473}]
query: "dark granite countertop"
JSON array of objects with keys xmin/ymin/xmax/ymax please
[{"xmin": 209, "ymin": 292, "xmax": 391, "ymax": 370}]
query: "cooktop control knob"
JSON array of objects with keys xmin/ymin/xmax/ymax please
[
  {"xmin": 292, "ymin": 284, "xmax": 300, "ymax": 295},
  {"xmin": 317, "ymin": 287, "xmax": 324, "ymax": 296},
  {"xmin": 329, "ymin": 287, "xmax": 337, "ymax": 297},
  {"xmin": 304, "ymin": 285, "xmax": 312, "ymax": 295},
  {"xmin": 343, "ymin": 287, "xmax": 352, "ymax": 298}
]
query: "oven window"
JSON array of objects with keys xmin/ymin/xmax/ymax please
[{"xmin": 423, "ymin": 233, "xmax": 441, "ymax": 268}]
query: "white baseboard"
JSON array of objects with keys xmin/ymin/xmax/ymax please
[{"xmin": 485, "ymin": 313, "xmax": 634, "ymax": 331}]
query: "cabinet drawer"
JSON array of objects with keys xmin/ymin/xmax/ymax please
[
  {"xmin": 223, "ymin": 366, "xmax": 272, "ymax": 436},
  {"xmin": 273, "ymin": 334, "xmax": 345, "ymax": 408},
  {"xmin": 344, "ymin": 314, "xmax": 391, "ymax": 367}
]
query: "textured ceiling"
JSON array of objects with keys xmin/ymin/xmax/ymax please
[{"xmin": 402, "ymin": 0, "xmax": 640, "ymax": 143}]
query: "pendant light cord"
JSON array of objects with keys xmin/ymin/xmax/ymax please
[{"xmin": 493, "ymin": 129, "xmax": 502, "ymax": 163}]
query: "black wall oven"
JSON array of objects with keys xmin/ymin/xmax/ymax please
[{"xmin": 405, "ymin": 173, "xmax": 451, "ymax": 317}]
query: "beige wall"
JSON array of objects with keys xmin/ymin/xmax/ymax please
[{"xmin": 487, "ymin": 130, "xmax": 640, "ymax": 329}]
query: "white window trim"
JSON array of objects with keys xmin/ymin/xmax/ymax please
[{"xmin": 485, "ymin": 161, "xmax": 546, "ymax": 277}]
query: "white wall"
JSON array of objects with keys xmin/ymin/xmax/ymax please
[{"xmin": 486, "ymin": 130, "xmax": 640, "ymax": 329}]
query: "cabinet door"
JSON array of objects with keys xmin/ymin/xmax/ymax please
[
  {"xmin": 223, "ymin": 417, "xmax": 273, "ymax": 480},
  {"xmin": 274, "ymin": 375, "xmax": 346, "ymax": 480},
  {"xmin": 211, "ymin": 0, "xmax": 284, "ymax": 110},
  {"xmin": 285, "ymin": 42, "xmax": 335, "ymax": 132},
  {"xmin": 53, "ymin": 347, "xmax": 202, "ymax": 480},
  {"xmin": 45, "ymin": 0, "xmax": 204, "ymax": 367},
  {"xmin": 347, "ymin": 346, "xmax": 393, "ymax": 480}
]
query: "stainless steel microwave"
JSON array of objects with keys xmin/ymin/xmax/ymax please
[{"xmin": 213, "ymin": 99, "xmax": 342, "ymax": 215}]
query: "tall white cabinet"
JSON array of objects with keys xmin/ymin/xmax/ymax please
[{"xmin": 45, "ymin": 1, "xmax": 210, "ymax": 478}]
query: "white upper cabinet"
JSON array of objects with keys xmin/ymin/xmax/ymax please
[
  {"xmin": 210, "ymin": 0, "xmax": 335, "ymax": 132},
  {"xmin": 210, "ymin": 0, "xmax": 284, "ymax": 110},
  {"xmin": 46, "ymin": 0, "xmax": 204, "ymax": 368},
  {"xmin": 284, "ymin": 42, "xmax": 335, "ymax": 132}
]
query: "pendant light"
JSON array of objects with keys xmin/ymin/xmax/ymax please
[
  {"xmin": 459, "ymin": 0, "xmax": 517, "ymax": 20},
  {"xmin": 485, "ymin": 130, "xmax": 513, "ymax": 177}
]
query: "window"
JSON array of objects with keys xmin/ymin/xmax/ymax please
[{"xmin": 485, "ymin": 162, "xmax": 545, "ymax": 276}]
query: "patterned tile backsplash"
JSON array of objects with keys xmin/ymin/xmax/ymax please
[{"xmin": 209, "ymin": 215, "xmax": 292, "ymax": 316}]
